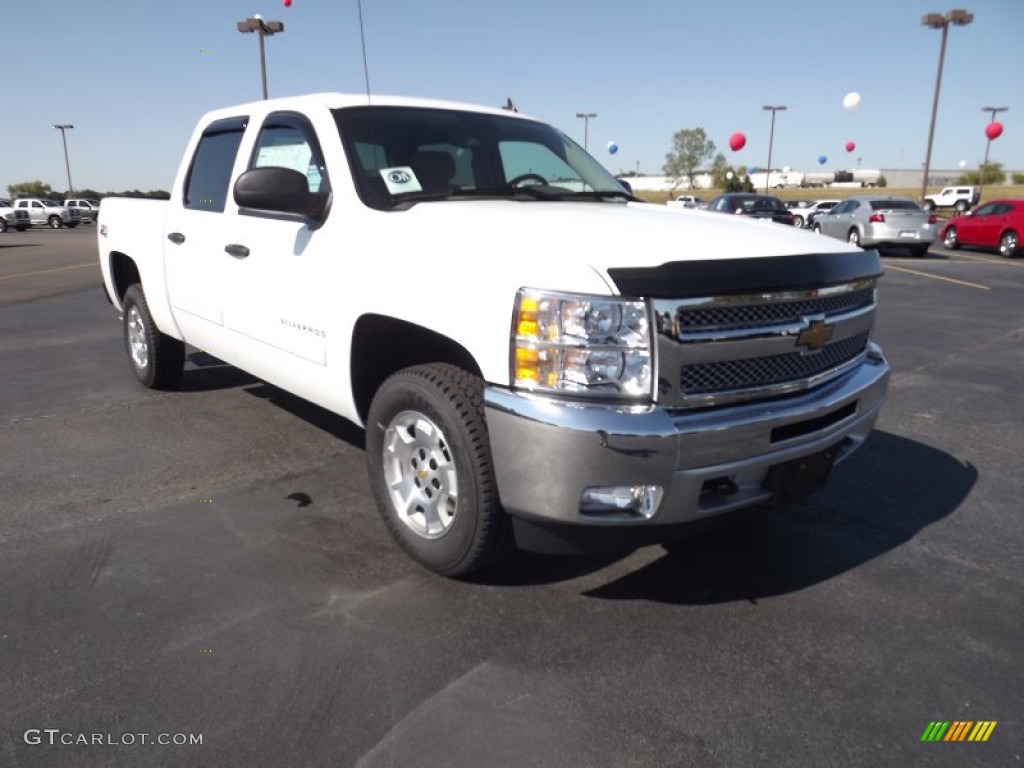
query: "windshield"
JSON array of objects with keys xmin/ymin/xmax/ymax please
[{"xmin": 333, "ymin": 106, "xmax": 631, "ymax": 210}]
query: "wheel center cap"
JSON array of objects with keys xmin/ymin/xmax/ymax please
[{"xmin": 416, "ymin": 469, "xmax": 429, "ymax": 480}]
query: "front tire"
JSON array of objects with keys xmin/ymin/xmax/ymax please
[
  {"xmin": 793, "ymin": 215, "xmax": 804, "ymax": 228},
  {"xmin": 813, "ymin": 224, "xmax": 822, "ymax": 234},
  {"xmin": 943, "ymin": 227, "xmax": 960, "ymax": 249},
  {"xmin": 48, "ymin": 215, "xmax": 62, "ymax": 229},
  {"xmin": 1000, "ymin": 230, "xmax": 1020, "ymax": 258},
  {"xmin": 122, "ymin": 284, "xmax": 185, "ymax": 389},
  {"xmin": 0, "ymin": 219, "xmax": 6, "ymax": 233},
  {"xmin": 365, "ymin": 363, "xmax": 513, "ymax": 577}
]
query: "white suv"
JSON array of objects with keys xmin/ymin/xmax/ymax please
[
  {"xmin": 922, "ymin": 187, "xmax": 980, "ymax": 213},
  {"xmin": 14, "ymin": 198, "xmax": 82, "ymax": 229}
]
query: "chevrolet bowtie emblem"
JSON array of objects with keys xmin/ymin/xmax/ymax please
[{"xmin": 796, "ymin": 319, "xmax": 835, "ymax": 351}]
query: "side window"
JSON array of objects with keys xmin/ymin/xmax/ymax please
[
  {"xmin": 250, "ymin": 113, "xmax": 329, "ymax": 194},
  {"xmin": 973, "ymin": 203, "xmax": 997, "ymax": 217},
  {"xmin": 184, "ymin": 117, "xmax": 247, "ymax": 212}
]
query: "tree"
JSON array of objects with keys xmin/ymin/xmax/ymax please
[
  {"xmin": 7, "ymin": 181, "xmax": 53, "ymax": 199},
  {"xmin": 708, "ymin": 152, "xmax": 754, "ymax": 192},
  {"xmin": 957, "ymin": 161, "xmax": 1005, "ymax": 185},
  {"xmin": 663, "ymin": 128, "xmax": 715, "ymax": 190}
]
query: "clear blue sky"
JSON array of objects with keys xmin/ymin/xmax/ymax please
[{"xmin": 4, "ymin": 0, "xmax": 1021, "ymax": 194}]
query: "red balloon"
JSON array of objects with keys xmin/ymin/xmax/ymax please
[
  {"xmin": 845, "ymin": 141, "xmax": 856, "ymax": 152},
  {"xmin": 728, "ymin": 132, "xmax": 746, "ymax": 152},
  {"xmin": 283, "ymin": 0, "xmax": 292, "ymax": 6},
  {"xmin": 985, "ymin": 121, "xmax": 1003, "ymax": 140}
]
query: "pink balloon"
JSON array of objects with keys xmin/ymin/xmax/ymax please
[
  {"xmin": 985, "ymin": 121, "xmax": 1003, "ymax": 140},
  {"xmin": 283, "ymin": 0, "xmax": 292, "ymax": 6},
  {"xmin": 729, "ymin": 132, "xmax": 746, "ymax": 152},
  {"xmin": 845, "ymin": 141, "xmax": 856, "ymax": 152}
]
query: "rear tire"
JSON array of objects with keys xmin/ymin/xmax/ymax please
[
  {"xmin": 847, "ymin": 228, "xmax": 861, "ymax": 247},
  {"xmin": 1000, "ymin": 230, "xmax": 1020, "ymax": 258},
  {"xmin": 923, "ymin": 200, "xmax": 936, "ymax": 212},
  {"xmin": 911, "ymin": 244, "xmax": 930, "ymax": 258},
  {"xmin": 48, "ymin": 215, "xmax": 62, "ymax": 229},
  {"xmin": 0, "ymin": 219, "xmax": 7, "ymax": 233},
  {"xmin": 122, "ymin": 284, "xmax": 185, "ymax": 389},
  {"xmin": 954, "ymin": 200, "xmax": 968, "ymax": 213},
  {"xmin": 365, "ymin": 363, "xmax": 513, "ymax": 577},
  {"xmin": 943, "ymin": 227, "xmax": 959, "ymax": 249}
]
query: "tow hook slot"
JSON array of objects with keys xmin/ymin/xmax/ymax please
[{"xmin": 700, "ymin": 476, "xmax": 739, "ymax": 498}]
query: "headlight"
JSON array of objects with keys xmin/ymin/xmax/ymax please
[{"xmin": 512, "ymin": 289, "xmax": 652, "ymax": 398}]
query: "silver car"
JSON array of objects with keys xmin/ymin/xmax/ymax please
[{"xmin": 813, "ymin": 195, "xmax": 937, "ymax": 256}]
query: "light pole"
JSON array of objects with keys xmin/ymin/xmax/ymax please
[
  {"xmin": 237, "ymin": 15, "xmax": 284, "ymax": 100},
  {"xmin": 978, "ymin": 105, "xmax": 1008, "ymax": 205},
  {"xmin": 762, "ymin": 105, "xmax": 786, "ymax": 193},
  {"xmin": 53, "ymin": 124, "xmax": 74, "ymax": 197},
  {"xmin": 920, "ymin": 9, "xmax": 974, "ymax": 204},
  {"xmin": 575, "ymin": 112, "xmax": 597, "ymax": 151}
]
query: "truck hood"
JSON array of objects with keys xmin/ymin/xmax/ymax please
[{"xmin": 391, "ymin": 199, "xmax": 866, "ymax": 294}]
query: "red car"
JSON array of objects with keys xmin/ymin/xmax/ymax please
[{"xmin": 939, "ymin": 199, "xmax": 1023, "ymax": 258}]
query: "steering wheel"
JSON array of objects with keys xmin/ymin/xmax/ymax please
[{"xmin": 508, "ymin": 173, "xmax": 549, "ymax": 187}]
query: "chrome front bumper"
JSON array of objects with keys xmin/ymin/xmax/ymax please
[{"xmin": 484, "ymin": 344, "xmax": 889, "ymax": 530}]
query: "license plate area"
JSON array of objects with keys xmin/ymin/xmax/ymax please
[{"xmin": 763, "ymin": 444, "xmax": 840, "ymax": 505}]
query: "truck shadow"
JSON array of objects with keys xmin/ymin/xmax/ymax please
[
  {"xmin": 578, "ymin": 430, "xmax": 975, "ymax": 604},
  {"xmin": 474, "ymin": 430, "xmax": 975, "ymax": 595},
  {"xmin": 242, "ymin": 382, "xmax": 365, "ymax": 450}
]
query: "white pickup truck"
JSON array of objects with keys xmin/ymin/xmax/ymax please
[{"xmin": 97, "ymin": 92, "xmax": 890, "ymax": 576}]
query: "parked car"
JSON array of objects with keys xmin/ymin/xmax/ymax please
[
  {"xmin": 65, "ymin": 198, "xmax": 102, "ymax": 223},
  {"xmin": 785, "ymin": 199, "xmax": 841, "ymax": 229},
  {"xmin": 802, "ymin": 200, "xmax": 841, "ymax": 229},
  {"xmin": 939, "ymin": 199, "xmax": 1023, "ymax": 258},
  {"xmin": 922, "ymin": 186, "xmax": 980, "ymax": 213},
  {"xmin": 813, "ymin": 195, "xmax": 937, "ymax": 256},
  {"xmin": 707, "ymin": 193, "xmax": 796, "ymax": 225},
  {"xmin": 0, "ymin": 198, "xmax": 32, "ymax": 232},
  {"xmin": 13, "ymin": 198, "xmax": 81, "ymax": 229}
]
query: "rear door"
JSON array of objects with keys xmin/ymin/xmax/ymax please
[{"xmin": 163, "ymin": 116, "xmax": 248, "ymax": 357}]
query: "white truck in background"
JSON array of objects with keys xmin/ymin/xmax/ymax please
[
  {"xmin": 97, "ymin": 92, "xmax": 890, "ymax": 577},
  {"xmin": 14, "ymin": 198, "xmax": 81, "ymax": 228},
  {"xmin": 665, "ymin": 194, "xmax": 706, "ymax": 209}
]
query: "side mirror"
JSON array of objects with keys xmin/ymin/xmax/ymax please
[
  {"xmin": 618, "ymin": 179, "xmax": 633, "ymax": 194},
  {"xmin": 234, "ymin": 167, "xmax": 327, "ymax": 220}
]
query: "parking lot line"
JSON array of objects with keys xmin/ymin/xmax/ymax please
[
  {"xmin": 0, "ymin": 263, "xmax": 95, "ymax": 282},
  {"xmin": 885, "ymin": 264, "xmax": 989, "ymax": 290}
]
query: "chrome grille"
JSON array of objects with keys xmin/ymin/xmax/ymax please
[
  {"xmin": 681, "ymin": 332, "xmax": 870, "ymax": 393},
  {"xmin": 678, "ymin": 288, "xmax": 875, "ymax": 331},
  {"xmin": 653, "ymin": 278, "xmax": 878, "ymax": 409}
]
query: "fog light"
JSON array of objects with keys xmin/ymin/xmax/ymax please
[{"xmin": 580, "ymin": 485, "xmax": 663, "ymax": 519}]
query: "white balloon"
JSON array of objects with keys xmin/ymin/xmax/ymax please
[
  {"xmin": 958, "ymin": 159, "xmax": 967, "ymax": 168},
  {"xmin": 843, "ymin": 92, "xmax": 862, "ymax": 111},
  {"xmin": 782, "ymin": 166, "xmax": 791, "ymax": 173},
  {"xmin": 726, "ymin": 171, "xmax": 734, "ymax": 180}
]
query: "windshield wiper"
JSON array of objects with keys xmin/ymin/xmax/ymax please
[{"xmin": 567, "ymin": 190, "xmax": 637, "ymax": 201}]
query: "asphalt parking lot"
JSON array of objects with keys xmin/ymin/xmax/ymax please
[{"xmin": 1, "ymin": 225, "xmax": 1021, "ymax": 767}]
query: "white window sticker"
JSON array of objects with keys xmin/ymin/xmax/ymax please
[{"xmin": 380, "ymin": 166, "xmax": 422, "ymax": 195}]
